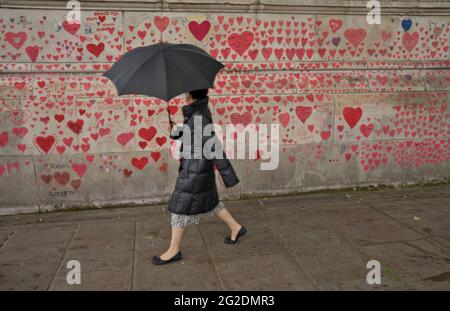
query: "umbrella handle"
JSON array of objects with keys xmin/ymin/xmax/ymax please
[{"xmin": 167, "ymin": 106, "xmax": 175, "ymax": 127}]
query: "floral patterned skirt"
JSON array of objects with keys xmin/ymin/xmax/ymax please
[{"xmin": 171, "ymin": 201, "xmax": 225, "ymax": 228}]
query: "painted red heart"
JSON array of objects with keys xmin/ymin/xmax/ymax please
[
  {"xmin": 228, "ymin": 31, "xmax": 254, "ymax": 56},
  {"xmin": 54, "ymin": 171, "xmax": 70, "ymax": 185},
  {"xmin": 402, "ymin": 32, "xmax": 419, "ymax": 52},
  {"xmin": 17, "ymin": 144, "xmax": 26, "ymax": 152},
  {"xmin": 131, "ymin": 156, "xmax": 149, "ymax": 170},
  {"xmin": 150, "ymin": 151, "xmax": 161, "ymax": 162},
  {"xmin": 329, "ymin": 19, "xmax": 343, "ymax": 33},
  {"xmin": 124, "ymin": 168, "xmax": 133, "ymax": 177},
  {"xmin": 54, "ymin": 114, "xmax": 65, "ymax": 122},
  {"xmin": 262, "ymin": 48, "xmax": 272, "ymax": 60},
  {"xmin": 25, "ymin": 45, "xmax": 40, "ymax": 62},
  {"xmin": 137, "ymin": 30, "xmax": 146, "ymax": 40},
  {"xmin": 41, "ymin": 174, "xmax": 52, "ymax": 184},
  {"xmin": 35, "ymin": 135, "xmax": 55, "ymax": 153},
  {"xmin": 156, "ymin": 136, "xmax": 167, "ymax": 147},
  {"xmin": 381, "ymin": 30, "xmax": 392, "ymax": 41},
  {"xmin": 5, "ymin": 31, "xmax": 27, "ymax": 49},
  {"xmin": 71, "ymin": 163, "xmax": 88, "ymax": 177},
  {"xmin": 116, "ymin": 132, "xmax": 134, "ymax": 146},
  {"xmin": 159, "ymin": 162, "xmax": 168, "ymax": 172},
  {"xmin": 0, "ymin": 131, "xmax": 9, "ymax": 147},
  {"xmin": 167, "ymin": 106, "xmax": 179, "ymax": 116},
  {"xmin": 344, "ymin": 28, "xmax": 367, "ymax": 48},
  {"xmin": 67, "ymin": 119, "xmax": 84, "ymax": 134},
  {"xmin": 320, "ymin": 130, "xmax": 331, "ymax": 140},
  {"xmin": 295, "ymin": 106, "xmax": 312, "ymax": 123},
  {"xmin": 360, "ymin": 123, "xmax": 374, "ymax": 137},
  {"xmin": 86, "ymin": 42, "xmax": 105, "ymax": 57},
  {"xmin": 278, "ymin": 112, "xmax": 290, "ymax": 127},
  {"xmin": 71, "ymin": 179, "xmax": 81, "ymax": 190},
  {"xmin": 12, "ymin": 127, "xmax": 28, "ymax": 138},
  {"xmin": 138, "ymin": 126, "xmax": 157, "ymax": 141},
  {"xmin": 343, "ymin": 107, "xmax": 362, "ymax": 129},
  {"xmin": 376, "ymin": 75, "xmax": 388, "ymax": 86},
  {"xmin": 99, "ymin": 128, "xmax": 111, "ymax": 137},
  {"xmin": 230, "ymin": 111, "xmax": 252, "ymax": 126},
  {"xmin": 154, "ymin": 16, "xmax": 169, "ymax": 32},
  {"xmin": 62, "ymin": 20, "xmax": 80, "ymax": 35},
  {"xmin": 188, "ymin": 20, "xmax": 211, "ymax": 41}
]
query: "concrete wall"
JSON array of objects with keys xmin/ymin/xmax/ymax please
[{"xmin": 0, "ymin": 0, "xmax": 449, "ymax": 215}]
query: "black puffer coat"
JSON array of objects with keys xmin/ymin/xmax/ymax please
[{"xmin": 168, "ymin": 96, "xmax": 240, "ymax": 215}]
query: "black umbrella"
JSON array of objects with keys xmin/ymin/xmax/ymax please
[
  {"xmin": 103, "ymin": 41, "xmax": 225, "ymax": 124},
  {"xmin": 103, "ymin": 41, "xmax": 224, "ymax": 101}
]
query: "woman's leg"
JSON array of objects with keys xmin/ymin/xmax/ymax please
[
  {"xmin": 215, "ymin": 207, "xmax": 242, "ymax": 240},
  {"xmin": 158, "ymin": 213, "xmax": 199, "ymax": 260},
  {"xmin": 159, "ymin": 226, "xmax": 184, "ymax": 260}
]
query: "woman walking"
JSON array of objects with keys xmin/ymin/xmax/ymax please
[{"xmin": 152, "ymin": 88, "xmax": 246, "ymax": 265}]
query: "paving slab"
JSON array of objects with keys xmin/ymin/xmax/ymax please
[
  {"xmin": 360, "ymin": 239, "xmax": 450, "ymax": 290},
  {"xmin": 213, "ymin": 253, "xmax": 317, "ymax": 290},
  {"xmin": 0, "ymin": 226, "xmax": 75, "ymax": 265},
  {"xmin": 368, "ymin": 199, "xmax": 448, "ymax": 220},
  {"xmin": 276, "ymin": 229, "xmax": 369, "ymax": 282},
  {"xmin": 48, "ymin": 219, "xmax": 135, "ymax": 290},
  {"xmin": 411, "ymin": 197, "xmax": 450, "ymax": 215},
  {"xmin": 396, "ymin": 214, "xmax": 450, "ymax": 237},
  {"xmin": 0, "ymin": 184, "xmax": 448, "ymax": 290},
  {"xmin": 133, "ymin": 248, "xmax": 221, "ymax": 290},
  {"xmin": 50, "ymin": 268, "xmax": 132, "ymax": 291},
  {"xmin": 0, "ymin": 231, "xmax": 11, "ymax": 246},
  {"xmin": 0, "ymin": 262, "xmax": 59, "ymax": 291},
  {"xmin": 133, "ymin": 221, "xmax": 222, "ymax": 290},
  {"xmin": 0, "ymin": 205, "xmax": 166, "ymax": 229},
  {"xmin": 324, "ymin": 206, "xmax": 425, "ymax": 246},
  {"xmin": 317, "ymin": 277, "xmax": 410, "ymax": 291},
  {"xmin": 258, "ymin": 192, "xmax": 352, "ymax": 210},
  {"xmin": 199, "ymin": 220, "xmax": 284, "ymax": 260},
  {"xmin": 342, "ymin": 188, "xmax": 427, "ymax": 203},
  {"xmin": 421, "ymin": 236, "xmax": 450, "ymax": 257}
]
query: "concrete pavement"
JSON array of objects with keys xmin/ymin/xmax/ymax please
[{"xmin": 0, "ymin": 184, "xmax": 449, "ymax": 290}]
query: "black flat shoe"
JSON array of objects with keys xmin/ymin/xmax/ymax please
[
  {"xmin": 224, "ymin": 226, "xmax": 247, "ymax": 244},
  {"xmin": 152, "ymin": 250, "xmax": 182, "ymax": 265}
]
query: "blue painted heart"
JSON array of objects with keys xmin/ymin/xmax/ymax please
[{"xmin": 401, "ymin": 19, "xmax": 412, "ymax": 32}]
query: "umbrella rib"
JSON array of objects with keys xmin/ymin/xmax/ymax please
[
  {"xmin": 174, "ymin": 50, "xmax": 224, "ymax": 77},
  {"xmin": 114, "ymin": 49, "xmax": 164, "ymax": 95},
  {"xmin": 167, "ymin": 44, "xmax": 212, "ymax": 56},
  {"xmin": 171, "ymin": 52, "xmax": 212, "ymax": 87},
  {"xmin": 106, "ymin": 43, "xmax": 224, "ymax": 100},
  {"xmin": 170, "ymin": 49, "xmax": 221, "ymax": 83},
  {"xmin": 135, "ymin": 52, "xmax": 164, "ymax": 99},
  {"xmin": 166, "ymin": 52, "xmax": 190, "ymax": 99},
  {"xmin": 170, "ymin": 46, "xmax": 219, "ymax": 63},
  {"xmin": 106, "ymin": 46, "xmax": 152, "ymax": 79},
  {"xmin": 161, "ymin": 51, "xmax": 170, "ymax": 100}
]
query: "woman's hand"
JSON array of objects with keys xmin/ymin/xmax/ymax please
[{"xmin": 168, "ymin": 119, "xmax": 177, "ymax": 133}]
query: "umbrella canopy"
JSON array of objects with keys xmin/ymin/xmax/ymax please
[{"xmin": 103, "ymin": 41, "xmax": 225, "ymax": 102}]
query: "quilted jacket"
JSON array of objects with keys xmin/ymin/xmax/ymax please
[{"xmin": 168, "ymin": 96, "xmax": 240, "ymax": 215}]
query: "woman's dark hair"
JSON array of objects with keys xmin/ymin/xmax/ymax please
[{"xmin": 189, "ymin": 88, "xmax": 208, "ymax": 100}]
